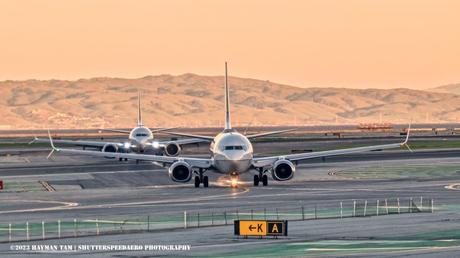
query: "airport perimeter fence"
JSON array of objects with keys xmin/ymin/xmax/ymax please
[{"xmin": 0, "ymin": 196, "xmax": 434, "ymax": 243}]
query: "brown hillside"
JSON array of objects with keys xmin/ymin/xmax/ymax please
[{"xmin": 0, "ymin": 75, "xmax": 459, "ymax": 129}]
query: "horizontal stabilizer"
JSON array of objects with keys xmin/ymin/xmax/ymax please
[
  {"xmin": 161, "ymin": 131, "xmax": 214, "ymax": 141},
  {"xmin": 151, "ymin": 127, "xmax": 179, "ymax": 133},
  {"xmin": 246, "ymin": 128, "xmax": 296, "ymax": 139},
  {"xmin": 99, "ymin": 128, "xmax": 131, "ymax": 134}
]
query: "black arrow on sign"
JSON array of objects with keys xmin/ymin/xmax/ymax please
[{"xmin": 249, "ymin": 225, "xmax": 256, "ymax": 231}]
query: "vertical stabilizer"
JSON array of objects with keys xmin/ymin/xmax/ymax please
[
  {"xmin": 137, "ymin": 91, "xmax": 143, "ymax": 126},
  {"xmin": 224, "ymin": 62, "xmax": 231, "ymax": 130}
]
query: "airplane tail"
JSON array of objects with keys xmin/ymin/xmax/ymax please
[
  {"xmin": 137, "ymin": 91, "xmax": 143, "ymax": 127},
  {"xmin": 224, "ymin": 62, "xmax": 231, "ymax": 130}
]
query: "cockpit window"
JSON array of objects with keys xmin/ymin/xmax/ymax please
[
  {"xmin": 224, "ymin": 145, "xmax": 244, "ymax": 150},
  {"xmin": 135, "ymin": 133, "xmax": 149, "ymax": 137}
]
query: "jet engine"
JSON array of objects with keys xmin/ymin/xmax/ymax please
[
  {"xmin": 102, "ymin": 143, "xmax": 118, "ymax": 153},
  {"xmin": 164, "ymin": 142, "xmax": 181, "ymax": 156},
  {"xmin": 168, "ymin": 161, "xmax": 192, "ymax": 182},
  {"xmin": 271, "ymin": 159, "xmax": 295, "ymax": 181},
  {"xmin": 102, "ymin": 143, "xmax": 120, "ymax": 159}
]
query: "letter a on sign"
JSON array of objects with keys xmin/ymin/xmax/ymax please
[
  {"xmin": 267, "ymin": 221, "xmax": 286, "ymax": 236},
  {"xmin": 272, "ymin": 223, "xmax": 279, "ymax": 233}
]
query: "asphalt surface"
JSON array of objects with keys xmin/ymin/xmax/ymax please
[{"xmin": 0, "ymin": 146, "xmax": 460, "ymax": 257}]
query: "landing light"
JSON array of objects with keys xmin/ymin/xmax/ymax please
[
  {"xmin": 216, "ymin": 176, "xmax": 240, "ymax": 188},
  {"xmin": 123, "ymin": 142, "xmax": 131, "ymax": 149},
  {"xmin": 231, "ymin": 178, "xmax": 238, "ymax": 188},
  {"xmin": 152, "ymin": 141, "xmax": 160, "ymax": 149}
]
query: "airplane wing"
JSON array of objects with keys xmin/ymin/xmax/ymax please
[
  {"xmin": 30, "ymin": 137, "xmax": 120, "ymax": 148},
  {"xmin": 52, "ymin": 147, "xmax": 212, "ymax": 168},
  {"xmin": 46, "ymin": 132, "xmax": 212, "ymax": 168},
  {"xmin": 246, "ymin": 128, "xmax": 296, "ymax": 139},
  {"xmin": 253, "ymin": 128, "xmax": 410, "ymax": 168},
  {"xmin": 32, "ymin": 136, "xmax": 207, "ymax": 149}
]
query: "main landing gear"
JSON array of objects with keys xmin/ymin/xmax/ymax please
[
  {"xmin": 194, "ymin": 169, "xmax": 209, "ymax": 188},
  {"xmin": 254, "ymin": 168, "xmax": 268, "ymax": 186}
]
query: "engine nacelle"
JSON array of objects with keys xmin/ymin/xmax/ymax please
[
  {"xmin": 168, "ymin": 161, "xmax": 192, "ymax": 183},
  {"xmin": 165, "ymin": 142, "xmax": 181, "ymax": 156},
  {"xmin": 271, "ymin": 159, "xmax": 295, "ymax": 181},
  {"xmin": 101, "ymin": 143, "xmax": 119, "ymax": 159}
]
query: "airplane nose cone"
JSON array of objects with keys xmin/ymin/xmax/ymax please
[{"xmin": 224, "ymin": 151, "xmax": 246, "ymax": 161}]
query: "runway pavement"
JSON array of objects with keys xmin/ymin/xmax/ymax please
[{"xmin": 0, "ymin": 148, "xmax": 460, "ymax": 257}]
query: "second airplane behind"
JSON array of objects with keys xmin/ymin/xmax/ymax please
[{"xmin": 32, "ymin": 92, "xmax": 204, "ymax": 158}]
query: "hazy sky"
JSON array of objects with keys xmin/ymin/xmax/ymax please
[{"xmin": 0, "ymin": 0, "xmax": 459, "ymax": 89}]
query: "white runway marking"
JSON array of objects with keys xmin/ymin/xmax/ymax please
[
  {"xmin": 0, "ymin": 163, "xmax": 140, "ymax": 170},
  {"xmin": 0, "ymin": 187, "xmax": 250, "ymax": 214},
  {"xmin": 445, "ymin": 183, "xmax": 460, "ymax": 190},
  {"xmin": 0, "ymin": 199, "xmax": 79, "ymax": 214}
]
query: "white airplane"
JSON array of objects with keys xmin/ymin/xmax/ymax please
[
  {"xmin": 47, "ymin": 63, "xmax": 411, "ymax": 188},
  {"xmin": 32, "ymin": 92, "xmax": 203, "ymax": 159}
]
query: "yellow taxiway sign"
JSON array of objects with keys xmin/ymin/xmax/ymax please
[{"xmin": 234, "ymin": 220, "xmax": 288, "ymax": 236}]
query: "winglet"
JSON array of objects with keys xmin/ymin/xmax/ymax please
[
  {"xmin": 28, "ymin": 136, "xmax": 38, "ymax": 145},
  {"xmin": 402, "ymin": 123, "xmax": 411, "ymax": 145},
  {"xmin": 400, "ymin": 123, "xmax": 412, "ymax": 152},
  {"xmin": 47, "ymin": 129, "xmax": 58, "ymax": 159}
]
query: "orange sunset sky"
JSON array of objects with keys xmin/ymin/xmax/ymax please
[{"xmin": 0, "ymin": 0, "xmax": 459, "ymax": 89}]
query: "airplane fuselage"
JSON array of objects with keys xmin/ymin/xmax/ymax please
[
  {"xmin": 128, "ymin": 126, "xmax": 154, "ymax": 152},
  {"xmin": 210, "ymin": 130, "xmax": 254, "ymax": 175}
]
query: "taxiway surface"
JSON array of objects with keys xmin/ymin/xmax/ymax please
[{"xmin": 0, "ymin": 147, "xmax": 460, "ymax": 257}]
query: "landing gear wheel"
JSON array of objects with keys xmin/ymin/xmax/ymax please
[
  {"xmin": 194, "ymin": 176, "xmax": 200, "ymax": 188},
  {"xmin": 253, "ymin": 175, "xmax": 259, "ymax": 186},
  {"xmin": 203, "ymin": 176, "xmax": 209, "ymax": 188},
  {"xmin": 118, "ymin": 157, "xmax": 123, "ymax": 162},
  {"xmin": 262, "ymin": 174, "xmax": 268, "ymax": 186}
]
